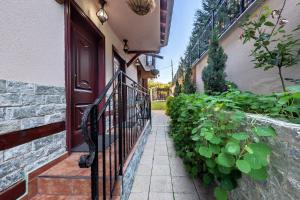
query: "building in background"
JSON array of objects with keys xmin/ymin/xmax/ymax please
[{"xmin": 173, "ymin": 0, "xmax": 300, "ymax": 94}]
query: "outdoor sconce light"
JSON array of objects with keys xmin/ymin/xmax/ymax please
[
  {"xmin": 97, "ymin": 0, "xmax": 108, "ymax": 25},
  {"xmin": 123, "ymin": 39, "xmax": 129, "ymax": 53}
]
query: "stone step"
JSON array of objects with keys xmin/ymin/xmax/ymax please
[
  {"xmin": 27, "ymin": 152, "xmax": 121, "ymax": 199},
  {"xmin": 31, "ymin": 194, "xmax": 121, "ymax": 200}
]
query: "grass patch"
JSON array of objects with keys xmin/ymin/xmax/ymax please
[{"xmin": 151, "ymin": 101, "xmax": 167, "ymax": 110}]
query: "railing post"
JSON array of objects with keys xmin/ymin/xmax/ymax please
[
  {"xmin": 240, "ymin": 0, "xmax": 245, "ymax": 13},
  {"xmin": 91, "ymin": 106, "xmax": 99, "ymax": 200},
  {"xmin": 118, "ymin": 73, "xmax": 123, "ymax": 176}
]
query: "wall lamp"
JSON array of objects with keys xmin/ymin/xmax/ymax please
[
  {"xmin": 97, "ymin": 0, "xmax": 108, "ymax": 25},
  {"xmin": 123, "ymin": 39, "xmax": 129, "ymax": 53}
]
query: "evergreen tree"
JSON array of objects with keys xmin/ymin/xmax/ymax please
[
  {"xmin": 202, "ymin": 0, "xmax": 219, "ymax": 15},
  {"xmin": 202, "ymin": 30, "xmax": 228, "ymax": 95},
  {"xmin": 183, "ymin": 67, "xmax": 196, "ymax": 94},
  {"xmin": 174, "ymin": 80, "xmax": 182, "ymax": 97}
]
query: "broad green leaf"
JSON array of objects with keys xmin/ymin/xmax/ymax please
[
  {"xmin": 220, "ymin": 178, "xmax": 236, "ymax": 190},
  {"xmin": 248, "ymin": 167, "xmax": 268, "ymax": 181},
  {"xmin": 199, "ymin": 146, "xmax": 213, "ymax": 158},
  {"xmin": 225, "ymin": 142, "xmax": 240, "ymax": 155},
  {"xmin": 203, "ymin": 173, "xmax": 213, "ymax": 185},
  {"xmin": 210, "ymin": 144, "xmax": 221, "ymax": 154},
  {"xmin": 232, "ymin": 132, "xmax": 249, "ymax": 140},
  {"xmin": 218, "ymin": 165, "xmax": 232, "ymax": 174},
  {"xmin": 204, "ymin": 131, "xmax": 214, "ymax": 140},
  {"xmin": 236, "ymin": 160, "xmax": 251, "ymax": 173},
  {"xmin": 285, "ymin": 105, "xmax": 300, "ymax": 113},
  {"xmin": 214, "ymin": 187, "xmax": 228, "ymax": 200},
  {"xmin": 245, "ymin": 145, "xmax": 254, "ymax": 154},
  {"xmin": 230, "ymin": 111, "xmax": 245, "ymax": 122},
  {"xmin": 246, "ymin": 143, "xmax": 271, "ymax": 167},
  {"xmin": 216, "ymin": 153, "xmax": 235, "ymax": 167},
  {"xmin": 244, "ymin": 153, "xmax": 264, "ymax": 169},
  {"xmin": 253, "ymin": 126, "xmax": 276, "ymax": 137},
  {"xmin": 192, "ymin": 127, "xmax": 198, "ymax": 134},
  {"xmin": 191, "ymin": 134, "xmax": 201, "ymax": 141},
  {"xmin": 249, "ymin": 143, "xmax": 271, "ymax": 157},
  {"xmin": 208, "ymin": 136, "xmax": 222, "ymax": 144},
  {"xmin": 206, "ymin": 159, "xmax": 216, "ymax": 168},
  {"xmin": 264, "ymin": 21, "xmax": 275, "ymax": 26}
]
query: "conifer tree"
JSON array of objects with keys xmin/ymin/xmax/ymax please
[
  {"xmin": 174, "ymin": 80, "xmax": 182, "ymax": 97},
  {"xmin": 202, "ymin": 30, "xmax": 228, "ymax": 95},
  {"xmin": 183, "ymin": 67, "xmax": 196, "ymax": 94}
]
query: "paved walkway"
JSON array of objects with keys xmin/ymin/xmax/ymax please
[{"xmin": 129, "ymin": 111, "xmax": 213, "ymax": 200}]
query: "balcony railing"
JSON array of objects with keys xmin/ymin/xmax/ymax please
[
  {"xmin": 188, "ymin": 0, "xmax": 256, "ymax": 66},
  {"xmin": 79, "ymin": 70, "xmax": 151, "ymax": 200}
]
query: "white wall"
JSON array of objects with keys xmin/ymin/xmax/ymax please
[
  {"xmin": 127, "ymin": 65, "xmax": 138, "ymax": 83},
  {"xmin": 0, "ymin": 0, "xmax": 65, "ymax": 87},
  {"xmin": 195, "ymin": 0, "xmax": 300, "ymax": 94}
]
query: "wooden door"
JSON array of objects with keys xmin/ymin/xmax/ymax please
[{"xmin": 70, "ymin": 11, "xmax": 99, "ymax": 148}]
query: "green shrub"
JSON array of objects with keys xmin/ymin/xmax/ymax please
[
  {"xmin": 166, "ymin": 96, "xmax": 174, "ymax": 116},
  {"xmin": 167, "ymin": 89, "xmax": 300, "ymax": 200}
]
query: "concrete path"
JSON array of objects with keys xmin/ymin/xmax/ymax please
[{"xmin": 129, "ymin": 111, "xmax": 213, "ymax": 200}]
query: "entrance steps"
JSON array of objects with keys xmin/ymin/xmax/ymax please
[{"xmin": 28, "ymin": 153, "xmax": 121, "ymax": 200}]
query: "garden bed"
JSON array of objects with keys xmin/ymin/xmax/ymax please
[{"xmin": 167, "ymin": 91, "xmax": 300, "ymax": 200}]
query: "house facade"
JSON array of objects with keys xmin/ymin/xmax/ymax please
[
  {"xmin": 174, "ymin": 0, "xmax": 300, "ymax": 94},
  {"xmin": 0, "ymin": 0, "xmax": 173, "ymax": 199}
]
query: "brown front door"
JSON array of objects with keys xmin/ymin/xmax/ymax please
[{"xmin": 69, "ymin": 7, "xmax": 104, "ymax": 148}]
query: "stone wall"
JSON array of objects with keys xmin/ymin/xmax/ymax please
[
  {"xmin": 121, "ymin": 121, "xmax": 151, "ymax": 200},
  {"xmin": 0, "ymin": 79, "xmax": 66, "ymax": 192},
  {"xmin": 0, "ymin": 79, "xmax": 66, "ymax": 134},
  {"xmin": 230, "ymin": 114, "xmax": 300, "ymax": 200}
]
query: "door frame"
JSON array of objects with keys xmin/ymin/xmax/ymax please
[{"xmin": 65, "ymin": 0, "xmax": 106, "ymax": 151}]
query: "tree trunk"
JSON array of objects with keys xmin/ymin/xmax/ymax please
[{"xmin": 278, "ymin": 66, "xmax": 286, "ymax": 92}]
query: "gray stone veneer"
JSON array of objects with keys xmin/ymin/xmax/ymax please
[
  {"xmin": 121, "ymin": 121, "xmax": 152, "ymax": 200},
  {"xmin": 0, "ymin": 79, "xmax": 66, "ymax": 134},
  {"xmin": 0, "ymin": 79, "xmax": 66, "ymax": 192},
  {"xmin": 230, "ymin": 114, "xmax": 300, "ymax": 200}
]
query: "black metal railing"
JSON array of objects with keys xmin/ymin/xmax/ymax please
[
  {"xmin": 78, "ymin": 70, "xmax": 151, "ymax": 200},
  {"xmin": 188, "ymin": 0, "xmax": 256, "ymax": 65}
]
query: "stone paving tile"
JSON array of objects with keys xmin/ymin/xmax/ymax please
[
  {"xmin": 150, "ymin": 176, "xmax": 173, "ymax": 193},
  {"xmin": 128, "ymin": 111, "xmax": 214, "ymax": 200},
  {"xmin": 149, "ymin": 192, "xmax": 174, "ymax": 200},
  {"xmin": 172, "ymin": 176, "xmax": 197, "ymax": 194},
  {"xmin": 129, "ymin": 192, "xmax": 148, "ymax": 200},
  {"xmin": 152, "ymin": 164, "xmax": 170, "ymax": 176},
  {"xmin": 137, "ymin": 164, "xmax": 153, "ymax": 176},
  {"xmin": 174, "ymin": 193, "xmax": 199, "ymax": 200},
  {"xmin": 140, "ymin": 156, "xmax": 153, "ymax": 166},
  {"xmin": 131, "ymin": 176, "xmax": 151, "ymax": 193},
  {"xmin": 153, "ymin": 155, "xmax": 169, "ymax": 165}
]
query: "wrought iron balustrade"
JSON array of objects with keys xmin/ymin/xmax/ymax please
[
  {"xmin": 78, "ymin": 70, "xmax": 151, "ymax": 200},
  {"xmin": 188, "ymin": 0, "xmax": 256, "ymax": 66}
]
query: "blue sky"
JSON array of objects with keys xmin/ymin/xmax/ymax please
[{"xmin": 155, "ymin": 0, "xmax": 202, "ymax": 83}]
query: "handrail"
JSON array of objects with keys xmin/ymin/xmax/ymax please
[
  {"xmin": 79, "ymin": 70, "xmax": 122, "ymax": 168},
  {"xmin": 78, "ymin": 69, "xmax": 151, "ymax": 200}
]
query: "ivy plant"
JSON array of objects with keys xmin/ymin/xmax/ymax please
[{"xmin": 240, "ymin": 0, "xmax": 300, "ymax": 92}]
